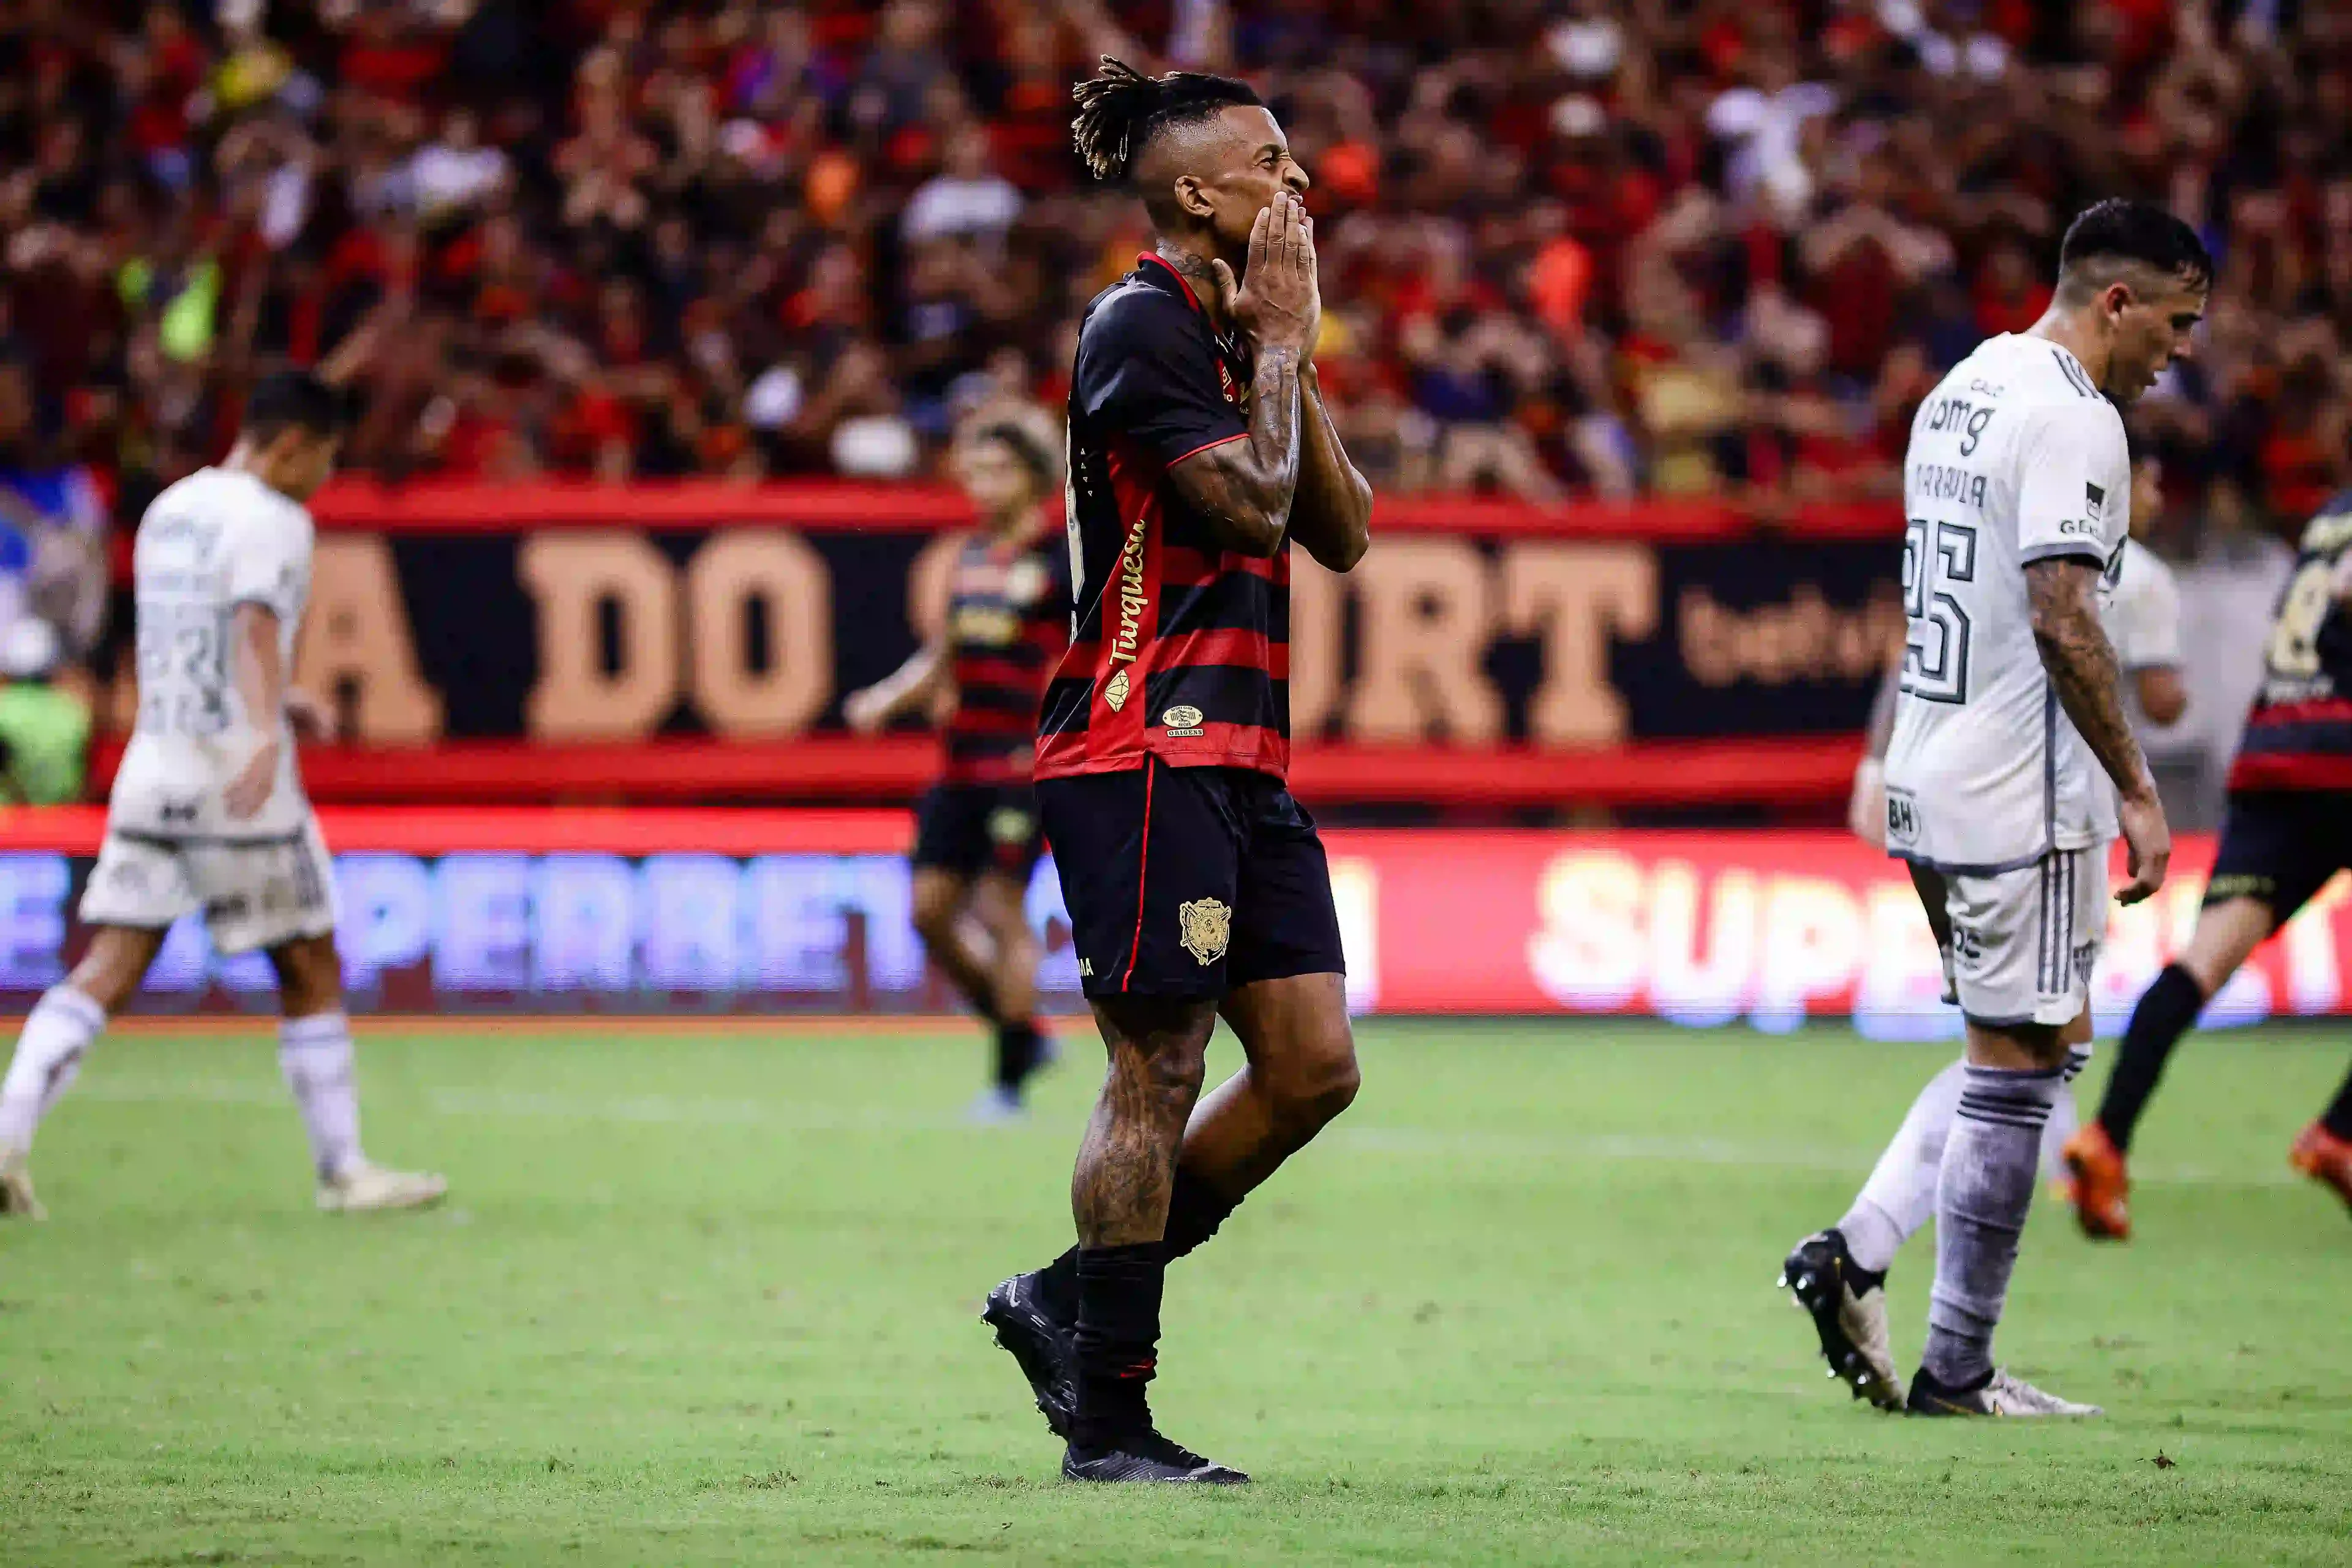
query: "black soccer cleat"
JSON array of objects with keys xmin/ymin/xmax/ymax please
[
  {"xmin": 1906, "ymin": 1365, "xmax": 2101, "ymax": 1417},
  {"xmin": 1062, "ymin": 1429, "xmax": 1249, "ymax": 1484},
  {"xmin": 981, "ymin": 1272, "xmax": 1077, "ymax": 1438},
  {"xmin": 1779, "ymin": 1229, "xmax": 1902, "ymax": 1411}
]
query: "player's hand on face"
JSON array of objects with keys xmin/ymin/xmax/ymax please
[
  {"xmin": 1211, "ymin": 190, "xmax": 1319, "ymax": 358},
  {"xmin": 2116, "ymin": 788, "xmax": 2171, "ymax": 906},
  {"xmin": 283, "ymin": 687, "xmax": 337, "ymax": 744},
  {"xmin": 222, "ymin": 739, "xmax": 281, "ymax": 821}
]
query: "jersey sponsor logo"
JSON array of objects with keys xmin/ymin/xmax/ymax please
[
  {"xmin": 1077, "ymin": 956, "xmax": 1094, "ymax": 977},
  {"xmin": 1178, "ymin": 897, "xmax": 1232, "ymax": 965},
  {"xmin": 2084, "ymin": 481, "xmax": 2106, "ymax": 516},
  {"xmin": 1923, "ymin": 394, "xmax": 1997, "ymax": 456},
  {"xmin": 1104, "ymin": 669, "xmax": 1131, "ymax": 711},
  {"xmin": 1884, "ymin": 788, "xmax": 1920, "ymax": 846},
  {"xmin": 1109, "ymin": 510, "xmax": 1151, "ymax": 669},
  {"xmin": 1161, "ymin": 704, "xmax": 1205, "ymax": 736},
  {"xmin": 952, "ymin": 605, "xmax": 1022, "ymax": 645}
]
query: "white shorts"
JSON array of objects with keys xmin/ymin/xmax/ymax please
[
  {"xmin": 79, "ymin": 815, "xmax": 339, "ymax": 956},
  {"xmin": 1920, "ymin": 846, "xmax": 2109, "ymax": 1028}
]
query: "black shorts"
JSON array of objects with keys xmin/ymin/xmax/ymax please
[
  {"xmin": 911, "ymin": 782, "xmax": 1044, "ymax": 881},
  {"xmin": 2204, "ymin": 790, "xmax": 2352, "ymax": 922},
  {"xmin": 1036, "ymin": 758, "xmax": 1345, "ymax": 1001}
]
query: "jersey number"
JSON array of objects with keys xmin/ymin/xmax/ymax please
[
  {"xmin": 134, "ymin": 600, "xmax": 231, "ymax": 737},
  {"xmin": 1901, "ymin": 518, "xmax": 1977, "ymax": 704},
  {"xmin": 2266, "ymin": 557, "xmax": 2336, "ymax": 680}
]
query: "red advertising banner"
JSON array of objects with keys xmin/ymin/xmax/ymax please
[
  {"xmin": 3, "ymin": 810, "xmax": 2334, "ymax": 1027},
  {"xmin": 1325, "ymin": 830, "xmax": 2342, "ymax": 1033}
]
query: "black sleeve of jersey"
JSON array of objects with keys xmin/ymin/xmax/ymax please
[{"xmin": 1073, "ymin": 293, "xmax": 1249, "ymax": 469}]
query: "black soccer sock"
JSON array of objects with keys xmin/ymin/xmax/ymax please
[
  {"xmin": 1034, "ymin": 1246, "xmax": 1080, "ymax": 1318},
  {"xmin": 993, "ymin": 1020, "xmax": 1042, "ymax": 1093},
  {"xmin": 2097, "ymin": 963, "xmax": 2207, "ymax": 1152},
  {"xmin": 1160, "ymin": 1167, "xmax": 1242, "ymax": 1264},
  {"xmin": 2320, "ymin": 1061, "xmax": 2352, "ymax": 1142},
  {"xmin": 1072, "ymin": 1244, "xmax": 1163, "ymax": 1449}
]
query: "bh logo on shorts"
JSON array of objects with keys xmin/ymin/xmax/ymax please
[
  {"xmin": 1885, "ymin": 788, "xmax": 1920, "ymax": 846},
  {"xmin": 1178, "ymin": 897, "xmax": 1232, "ymax": 965}
]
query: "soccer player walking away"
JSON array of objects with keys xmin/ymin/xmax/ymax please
[
  {"xmin": 2063, "ymin": 477, "xmax": 2352, "ymax": 1237},
  {"xmin": 979, "ymin": 59, "xmax": 1371, "ymax": 1483},
  {"xmin": 1808, "ymin": 454, "xmax": 2189, "ymax": 1406},
  {"xmin": 1781, "ymin": 201, "xmax": 2207, "ymax": 1416},
  {"xmin": 845, "ymin": 421, "xmax": 1072, "ymax": 1118},
  {"xmin": 0, "ymin": 373, "xmax": 445, "ymax": 1220}
]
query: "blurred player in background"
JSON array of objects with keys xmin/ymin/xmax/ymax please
[
  {"xmin": 980, "ymin": 59, "xmax": 1371, "ymax": 1484},
  {"xmin": 1785, "ymin": 201, "xmax": 2206, "ymax": 1417},
  {"xmin": 2064, "ymin": 483, "xmax": 2352, "ymax": 1237},
  {"xmin": 845, "ymin": 420, "xmax": 1071, "ymax": 1118},
  {"xmin": 0, "ymin": 373, "xmax": 445, "ymax": 1220},
  {"xmin": 1809, "ymin": 453, "xmax": 2188, "ymax": 1408}
]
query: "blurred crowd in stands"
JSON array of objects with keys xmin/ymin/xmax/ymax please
[{"xmin": 0, "ymin": 0, "xmax": 2346, "ymax": 805}]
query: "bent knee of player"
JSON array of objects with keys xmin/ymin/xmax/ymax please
[
  {"xmin": 909, "ymin": 873, "xmax": 967, "ymax": 944},
  {"xmin": 67, "ymin": 927, "xmax": 167, "ymax": 1012},
  {"xmin": 268, "ymin": 935, "xmax": 345, "ymax": 1016},
  {"xmin": 1265, "ymin": 1019, "xmax": 1361, "ymax": 1129},
  {"xmin": 2179, "ymin": 897, "xmax": 2275, "ymax": 996}
]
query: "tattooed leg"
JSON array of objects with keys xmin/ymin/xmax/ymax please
[{"xmin": 1072, "ymin": 997, "xmax": 1217, "ymax": 1246}]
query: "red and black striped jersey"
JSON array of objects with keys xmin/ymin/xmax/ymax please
[
  {"xmin": 1036, "ymin": 253, "xmax": 1290, "ymax": 782},
  {"xmin": 941, "ymin": 527, "xmax": 1072, "ymax": 786},
  {"xmin": 2230, "ymin": 492, "xmax": 2352, "ymax": 793}
]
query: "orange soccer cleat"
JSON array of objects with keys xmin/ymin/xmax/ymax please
[
  {"xmin": 2060, "ymin": 1123, "xmax": 2133, "ymax": 1241},
  {"xmin": 2288, "ymin": 1123, "xmax": 2352, "ymax": 1215}
]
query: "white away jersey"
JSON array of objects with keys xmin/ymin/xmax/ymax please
[
  {"xmin": 110, "ymin": 467, "xmax": 314, "ymax": 839},
  {"xmin": 2104, "ymin": 536, "xmax": 2181, "ymax": 672},
  {"xmin": 1884, "ymin": 334, "xmax": 2132, "ymax": 872}
]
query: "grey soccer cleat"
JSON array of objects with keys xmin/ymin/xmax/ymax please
[{"xmin": 1780, "ymin": 1229, "xmax": 1902, "ymax": 1411}]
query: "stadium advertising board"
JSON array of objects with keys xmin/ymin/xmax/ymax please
[
  {"xmin": 1, "ymin": 812, "xmax": 2340, "ymax": 1029},
  {"xmin": 96, "ymin": 485, "xmax": 1899, "ymax": 760}
]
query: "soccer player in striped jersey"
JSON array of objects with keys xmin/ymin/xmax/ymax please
[
  {"xmin": 845, "ymin": 421, "xmax": 1071, "ymax": 1117},
  {"xmin": 1782, "ymin": 201, "xmax": 2207, "ymax": 1418},
  {"xmin": 979, "ymin": 59, "xmax": 1371, "ymax": 1484},
  {"xmin": 2064, "ymin": 485, "xmax": 2352, "ymax": 1237}
]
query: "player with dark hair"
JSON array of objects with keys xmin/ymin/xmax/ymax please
[
  {"xmin": 1781, "ymin": 200, "xmax": 2206, "ymax": 1416},
  {"xmin": 0, "ymin": 372, "xmax": 445, "ymax": 1218},
  {"xmin": 978, "ymin": 58, "xmax": 1372, "ymax": 1483},
  {"xmin": 2063, "ymin": 481, "xmax": 2352, "ymax": 1237},
  {"xmin": 846, "ymin": 421, "xmax": 1071, "ymax": 1117}
]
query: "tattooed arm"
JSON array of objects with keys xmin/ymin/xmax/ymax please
[
  {"xmin": 1289, "ymin": 364, "xmax": 1371, "ymax": 573},
  {"xmin": 2027, "ymin": 556, "xmax": 2171, "ymax": 902},
  {"xmin": 1172, "ymin": 194, "xmax": 1321, "ymax": 559},
  {"xmin": 1164, "ymin": 345, "xmax": 1304, "ymax": 558}
]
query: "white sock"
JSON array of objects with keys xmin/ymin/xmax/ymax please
[
  {"xmin": 1840, "ymin": 1045, "xmax": 2094, "ymax": 1274},
  {"xmin": 1840, "ymin": 1057, "xmax": 1966, "ymax": 1273},
  {"xmin": 0, "ymin": 986, "xmax": 107, "ymax": 1149},
  {"xmin": 279, "ymin": 1011, "xmax": 363, "ymax": 1181}
]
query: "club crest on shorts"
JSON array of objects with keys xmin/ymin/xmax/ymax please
[
  {"xmin": 1161, "ymin": 704, "xmax": 1204, "ymax": 736},
  {"xmin": 1104, "ymin": 669, "xmax": 1131, "ymax": 710},
  {"xmin": 1177, "ymin": 897, "xmax": 1232, "ymax": 965}
]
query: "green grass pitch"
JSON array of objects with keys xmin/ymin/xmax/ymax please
[{"xmin": 3, "ymin": 1017, "xmax": 2350, "ymax": 1565}]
